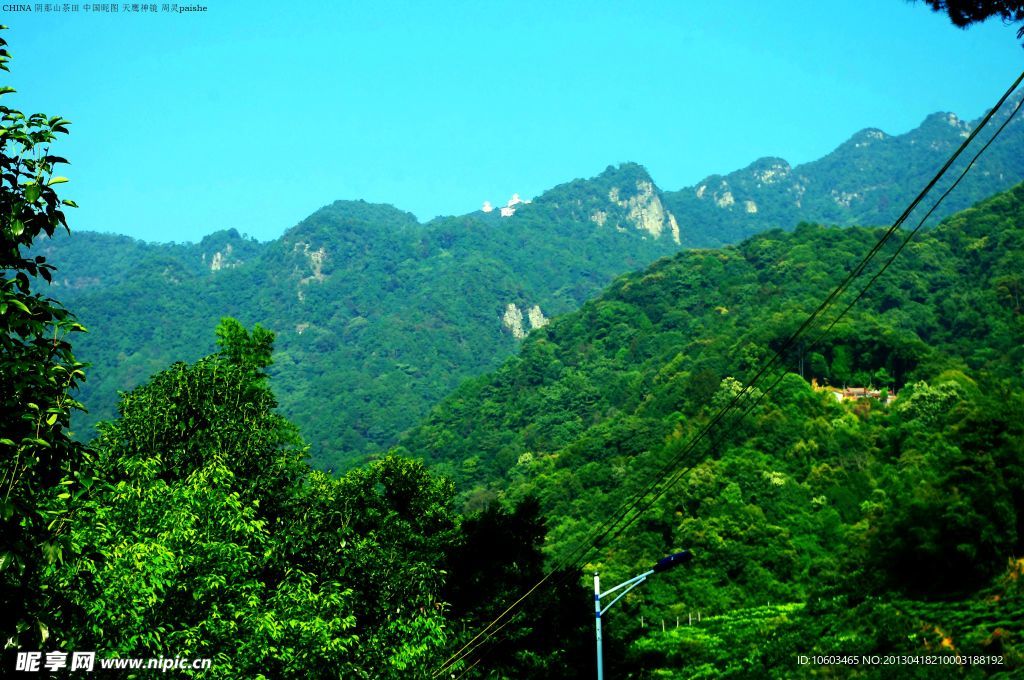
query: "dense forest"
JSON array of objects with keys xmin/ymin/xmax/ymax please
[
  {"xmin": 33, "ymin": 94, "xmax": 1024, "ymax": 471},
  {"xmin": 10, "ymin": 152, "xmax": 1024, "ymax": 678},
  {"xmin": 404, "ymin": 183, "xmax": 1024, "ymax": 675},
  {"xmin": 36, "ymin": 164, "xmax": 684, "ymax": 470}
]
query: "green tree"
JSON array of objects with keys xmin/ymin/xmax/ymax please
[
  {"xmin": 444, "ymin": 497, "xmax": 592, "ymax": 678},
  {"xmin": 47, "ymin": 321, "xmax": 357, "ymax": 678},
  {"xmin": 288, "ymin": 455, "xmax": 457, "ymax": 676},
  {"xmin": 0, "ymin": 26, "xmax": 90, "ymax": 648},
  {"xmin": 48, "ymin": 321, "xmax": 458, "ymax": 677}
]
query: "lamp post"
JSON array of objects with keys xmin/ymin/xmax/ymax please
[{"xmin": 593, "ymin": 550, "xmax": 693, "ymax": 680}]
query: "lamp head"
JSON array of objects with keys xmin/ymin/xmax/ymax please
[{"xmin": 652, "ymin": 550, "xmax": 693, "ymax": 573}]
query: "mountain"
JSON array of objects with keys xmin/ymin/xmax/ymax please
[
  {"xmin": 406, "ymin": 181, "xmax": 1024, "ymax": 493},
  {"xmin": 38, "ymin": 164, "xmax": 684, "ymax": 469},
  {"xmin": 400, "ymin": 184, "xmax": 1024, "ymax": 673},
  {"xmin": 666, "ymin": 96, "xmax": 1024, "ymax": 246},
  {"xmin": 36, "ymin": 100, "xmax": 1024, "ymax": 470}
]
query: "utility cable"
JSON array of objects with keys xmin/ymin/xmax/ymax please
[
  {"xmin": 432, "ymin": 69, "xmax": 1024, "ymax": 678},
  {"xmin": 570, "ymin": 72, "xmax": 1024, "ymax": 573},
  {"xmin": 599, "ymin": 87, "xmax": 1024, "ymax": 554}
]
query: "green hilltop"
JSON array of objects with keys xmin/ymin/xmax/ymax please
[
  {"xmin": 35, "ymin": 163, "xmax": 687, "ymax": 469},
  {"xmin": 401, "ymin": 183, "xmax": 1024, "ymax": 675},
  {"xmin": 34, "ymin": 99, "xmax": 1024, "ymax": 474},
  {"xmin": 12, "ymin": 146, "xmax": 1024, "ymax": 678}
]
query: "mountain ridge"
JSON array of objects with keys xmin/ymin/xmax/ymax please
[
  {"xmin": 665, "ymin": 96, "xmax": 1024, "ymax": 245},
  {"xmin": 39, "ymin": 165, "xmax": 686, "ymax": 468},
  {"xmin": 35, "ymin": 99, "xmax": 1024, "ymax": 468},
  {"xmin": 60, "ymin": 97, "xmax": 1021, "ymax": 253},
  {"xmin": 394, "ymin": 180, "xmax": 1024, "ymax": 673}
]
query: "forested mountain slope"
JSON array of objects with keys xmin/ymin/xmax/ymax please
[
  {"xmin": 36, "ymin": 100, "xmax": 1024, "ymax": 470},
  {"xmin": 402, "ymin": 185, "xmax": 1024, "ymax": 674},
  {"xmin": 39, "ymin": 164, "xmax": 683, "ymax": 468}
]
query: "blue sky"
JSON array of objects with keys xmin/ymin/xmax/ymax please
[{"xmin": 5, "ymin": 0, "xmax": 1023, "ymax": 242}]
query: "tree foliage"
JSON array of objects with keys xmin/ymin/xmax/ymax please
[
  {"xmin": 42, "ymin": 321, "xmax": 466, "ymax": 677},
  {"xmin": 444, "ymin": 496, "xmax": 593, "ymax": 677},
  {"xmin": 919, "ymin": 0, "xmax": 1024, "ymax": 39},
  {"xmin": 0, "ymin": 25, "xmax": 89, "ymax": 649},
  {"xmin": 404, "ymin": 184, "xmax": 1024, "ymax": 674},
  {"xmin": 36, "ymin": 96, "xmax": 1024, "ymax": 471}
]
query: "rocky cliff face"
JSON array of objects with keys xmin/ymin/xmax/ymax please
[
  {"xmin": 604, "ymin": 180, "xmax": 681, "ymax": 243},
  {"xmin": 531, "ymin": 162, "xmax": 683, "ymax": 246},
  {"xmin": 502, "ymin": 302, "xmax": 549, "ymax": 339}
]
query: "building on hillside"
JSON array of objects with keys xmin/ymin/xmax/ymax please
[
  {"xmin": 500, "ymin": 193, "xmax": 528, "ymax": 217},
  {"xmin": 810, "ymin": 378, "xmax": 897, "ymax": 405},
  {"xmin": 481, "ymin": 193, "xmax": 531, "ymax": 217}
]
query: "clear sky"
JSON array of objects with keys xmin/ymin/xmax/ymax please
[{"xmin": 5, "ymin": 0, "xmax": 1023, "ymax": 242}]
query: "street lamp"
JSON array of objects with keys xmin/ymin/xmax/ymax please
[{"xmin": 593, "ymin": 550, "xmax": 694, "ymax": 680}]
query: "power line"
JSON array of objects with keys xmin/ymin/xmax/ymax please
[
  {"xmin": 434, "ymin": 74, "xmax": 1023, "ymax": 675},
  {"xmin": 559, "ymin": 69, "xmax": 1024, "ymax": 577},
  {"xmin": 433, "ymin": 69, "xmax": 1024, "ymax": 677},
  {"xmin": 568, "ymin": 87, "xmax": 1024, "ymax": 560}
]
